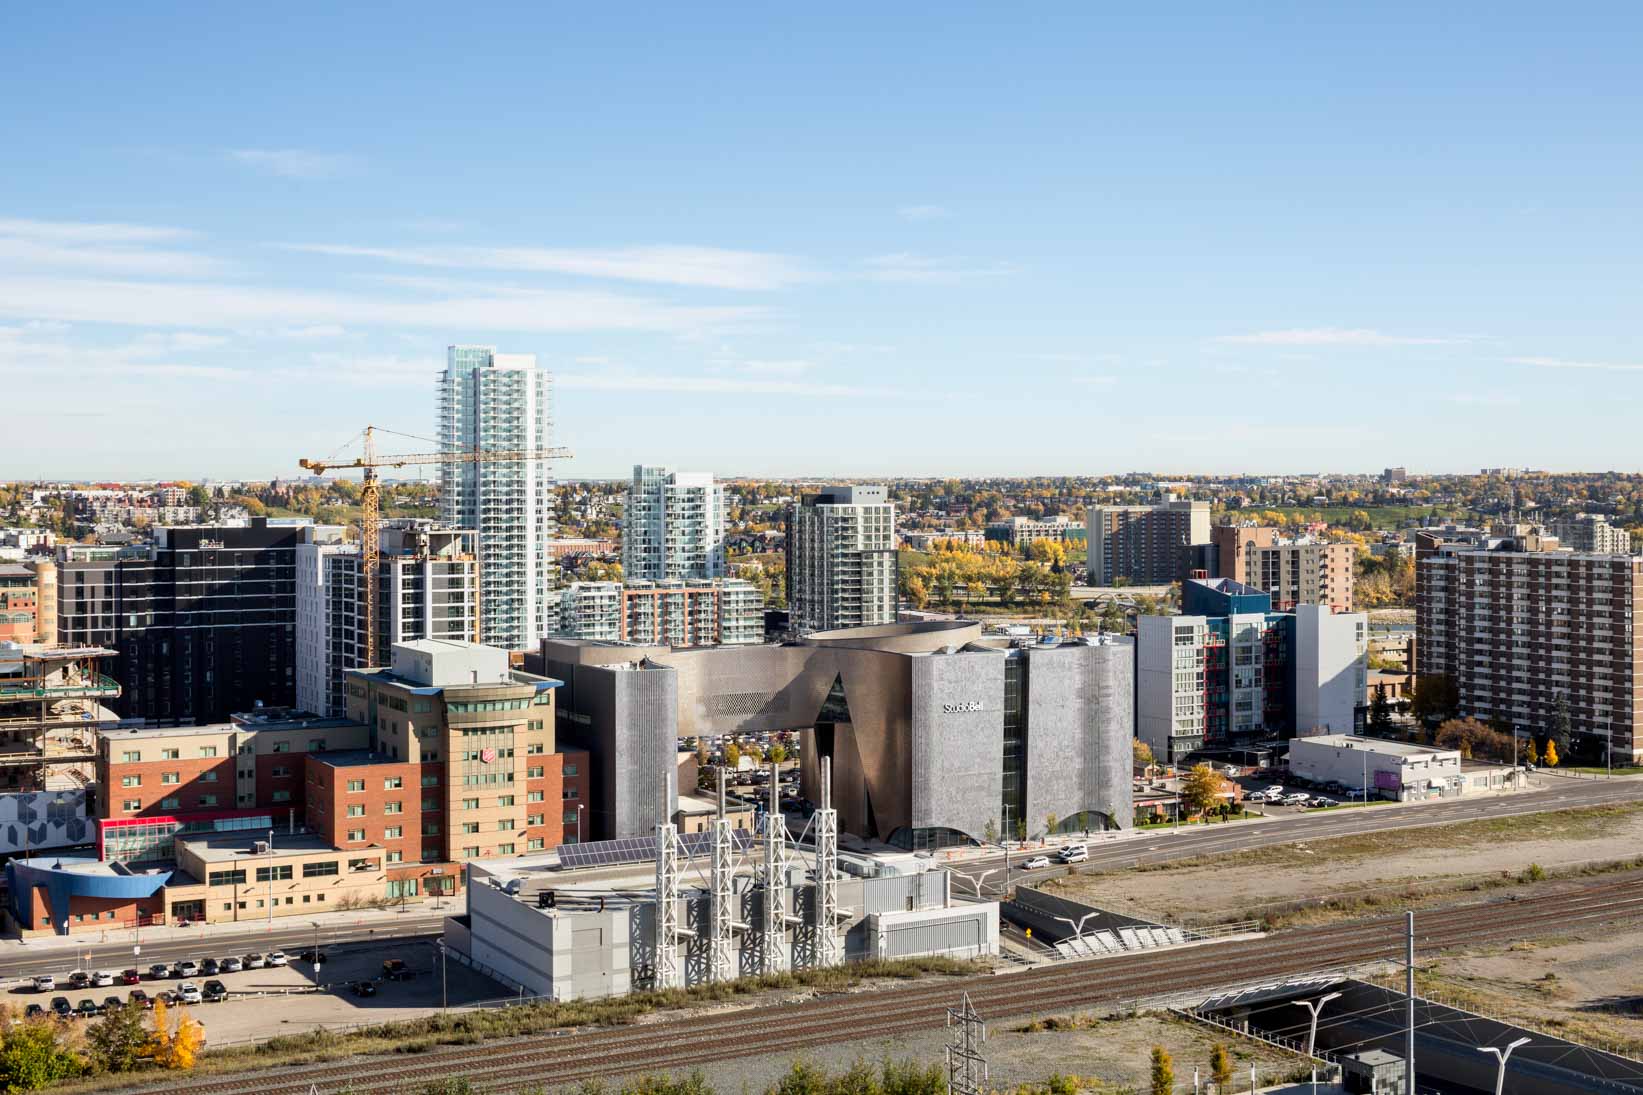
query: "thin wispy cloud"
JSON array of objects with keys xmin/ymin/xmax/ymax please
[
  {"xmin": 556, "ymin": 370, "xmax": 900, "ymax": 398},
  {"xmin": 0, "ymin": 275, "xmax": 764, "ymax": 337},
  {"xmin": 282, "ymin": 242, "xmax": 815, "ymax": 291},
  {"xmin": 1509, "ymin": 355, "xmax": 1643, "ymax": 373},
  {"xmin": 0, "ymin": 218, "xmax": 225, "ymax": 277},
  {"xmin": 731, "ymin": 359, "xmax": 812, "ymax": 378},
  {"xmin": 897, "ymin": 204, "xmax": 950, "ymax": 222},
  {"xmin": 862, "ymin": 252, "xmax": 1013, "ymax": 284},
  {"xmin": 229, "ymin": 148, "xmax": 360, "ymax": 180},
  {"xmin": 0, "ymin": 330, "xmax": 251, "ymax": 380},
  {"xmin": 1213, "ymin": 328, "xmax": 1471, "ymax": 347},
  {"xmin": 1446, "ymin": 392, "xmax": 1522, "ymax": 407}
]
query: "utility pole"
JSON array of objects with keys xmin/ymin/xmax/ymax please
[
  {"xmin": 266, "ymin": 829, "xmax": 275, "ymax": 930},
  {"xmin": 1406, "ymin": 910, "xmax": 1416, "ymax": 1094},
  {"xmin": 945, "ymin": 992, "xmax": 987, "ymax": 1095}
]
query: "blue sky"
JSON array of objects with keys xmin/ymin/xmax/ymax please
[{"xmin": 2, "ymin": 4, "xmax": 1638, "ymax": 480}]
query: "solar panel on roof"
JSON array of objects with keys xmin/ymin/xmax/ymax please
[{"xmin": 557, "ymin": 829, "xmax": 753, "ymax": 870}]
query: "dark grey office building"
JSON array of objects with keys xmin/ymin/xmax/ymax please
[{"xmin": 57, "ymin": 519, "xmax": 304, "ymax": 724}]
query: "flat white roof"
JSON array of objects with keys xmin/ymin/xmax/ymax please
[{"xmin": 1296, "ymin": 734, "xmax": 1455, "ymax": 758}]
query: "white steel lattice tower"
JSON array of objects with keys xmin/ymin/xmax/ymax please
[
  {"xmin": 654, "ymin": 820, "xmax": 684, "ymax": 990},
  {"xmin": 438, "ymin": 345, "xmax": 559, "ymax": 649},
  {"xmin": 813, "ymin": 756, "xmax": 842, "ymax": 967},
  {"xmin": 759, "ymin": 759, "xmax": 789, "ymax": 974},
  {"xmin": 708, "ymin": 769, "xmax": 736, "ymax": 983}
]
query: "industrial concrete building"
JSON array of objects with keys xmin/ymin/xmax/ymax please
[
  {"xmin": 557, "ymin": 579, "xmax": 762, "ymax": 647},
  {"xmin": 538, "ymin": 620, "xmax": 1134, "ymax": 849},
  {"xmin": 1088, "ymin": 498, "xmax": 1211, "ymax": 585},
  {"xmin": 1136, "ymin": 578, "xmax": 1367, "ymax": 763},
  {"xmin": 1288, "ymin": 734, "xmax": 1462, "ymax": 801},
  {"xmin": 1417, "ymin": 529, "xmax": 1643, "ymax": 761},
  {"xmin": 439, "ymin": 345, "xmax": 560, "ymax": 649},
  {"xmin": 621, "ymin": 466, "xmax": 726, "ymax": 582},
  {"xmin": 296, "ymin": 521, "xmax": 481, "ymax": 717},
  {"xmin": 448, "ymin": 762, "xmax": 998, "ymax": 1001},
  {"xmin": 786, "ymin": 486, "xmax": 897, "ymax": 636}
]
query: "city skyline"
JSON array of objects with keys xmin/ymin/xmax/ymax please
[{"xmin": 3, "ymin": 5, "xmax": 1641, "ymax": 479}]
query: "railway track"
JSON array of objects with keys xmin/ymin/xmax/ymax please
[{"xmin": 123, "ymin": 872, "xmax": 1643, "ymax": 1095}]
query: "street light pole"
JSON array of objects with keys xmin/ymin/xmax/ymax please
[
  {"xmin": 437, "ymin": 940, "xmax": 447, "ymax": 1013},
  {"xmin": 1291, "ymin": 991, "xmax": 1342, "ymax": 1058},
  {"xmin": 1476, "ymin": 1036, "xmax": 1529, "ymax": 1095},
  {"xmin": 311, "ymin": 921, "xmax": 322, "ymax": 986},
  {"xmin": 266, "ymin": 829, "xmax": 274, "ymax": 930},
  {"xmin": 576, "ymin": 803, "xmax": 584, "ymax": 844}
]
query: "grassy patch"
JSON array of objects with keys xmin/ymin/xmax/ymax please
[{"xmin": 86, "ymin": 957, "xmax": 981, "ymax": 1093}]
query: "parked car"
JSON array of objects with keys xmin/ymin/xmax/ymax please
[
  {"xmin": 102, "ymin": 995, "xmax": 124, "ymax": 1013},
  {"xmin": 199, "ymin": 958, "xmax": 220, "ymax": 977},
  {"xmin": 120, "ymin": 969, "xmax": 141, "ymax": 985},
  {"xmin": 1057, "ymin": 844, "xmax": 1089, "ymax": 864},
  {"xmin": 75, "ymin": 999, "xmax": 99, "ymax": 1019},
  {"xmin": 266, "ymin": 951, "xmax": 289, "ymax": 966},
  {"xmin": 91, "ymin": 971, "xmax": 115, "ymax": 987},
  {"xmin": 243, "ymin": 953, "xmax": 267, "ymax": 969},
  {"xmin": 1265, "ymin": 785, "xmax": 1287, "ymax": 795},
  {"xmin": 350, "ymin": 980, "xmax": 378, "ymax": 997},
  {"xmin": 23, "ymin": 1003, "xmax": 45, "ymax": 1019},
  {"xmin": 298, "ymin": 947, "xmax": 327, "ymax": 964},
  {"xmin": 154, "ymin": 990, "xmax": 177, "ymax": 1007},
  {"xmin": 218, "ymin": 956, "xmax": 243, "ymax": 973},
  {"xmin": 147, "ymin": 963, "xmax": 171, "ymax": 980},
  {"xmin": 1282, "ymin": 793, "xmax": 1310, "ymax": 807},
  {"xmin": 172, "ymin": 960, "xmax": 200, "ymax": 978},
  {"xmin": 1308, "ymin": 797, "xmax": 1337, "ymax": 809},
  {"xmin": 202, "ymin": 980, "xmax": 228, "ymax": 1003},
  {"xmin": 32, "ymin": 974, "xmax": 56, "ymax": 993},
  {"xmin": 128, "ymin": 989, "xmax": 151, "ymax": 1009},
  {"xmin": 175, "ymin": 982, "xmax": 203, "ymax": 1005},
  {"xmin": 49, "ymin": 997, "xmax": 71, "ymax": 1019},
  {"xmin": 382, "ymin": 959, "xmax": 413, "ymax": 982},
  {"xmin": 1244, "ymin": 791, "xmax": 1270, "ymax": 804},
  {"xmin": 66, "ymin": 971, "xmax": 91, "ymax": 989},
  {"xmin": 1022, "ymin": 855, "xmax": 1052, "ymax": 870}
]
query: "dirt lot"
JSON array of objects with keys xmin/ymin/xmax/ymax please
[
  {"xmin": 1046, "ymin": 803, "xmax": 1643, "ymax": 927},
  {"xmin": 629, "ymin": 1010, "xmax": 1311, "ymax": 1095},
  {"xmin": 1399, "ymin": 920, "xmax": 1643, "ymax": 1057}
]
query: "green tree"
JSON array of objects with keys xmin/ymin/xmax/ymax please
[
  {"xmin": 767, "ymin": 742, "xmax": 787, "ymax": 765},
  {"xmin": 0, "ymin": 1020, "xmax": 85, "ymax": 1091},
  {"xmin": 1210, "ymin": 1043, "xmax": 1233, "ymax": 1091},
  {"xmin": 1369, "ymin": 690, "xmax": 1393, "ymax": 735},
  {"xmin": 1548, "ymin": 694, "xmax": 1573, "ymax": 756},
  {"xmin": 1408, "ymin": 674, "xmax": 1458, "ymax": 724},
  {"xmin": 1044, "ymin": 812, "xmax": 1058, "ymax": 837},
  {"xmin": 1149, "ymin": 1045, "xmax": 1175, "ymax": 1095},
  {"xmin": 87, "ymin": 1001, "xmax": 150, "ymax": 1074},
  {"xmin": 1132, "ymin": 739, "xmax": 1154, "ymax": 769}
]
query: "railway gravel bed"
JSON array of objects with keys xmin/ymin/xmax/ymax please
[{"xmin": 118, "ymin": 872, "xmax": 1643, "ymax": 1095}]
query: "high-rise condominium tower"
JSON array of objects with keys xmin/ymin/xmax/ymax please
[
  {"xmin": 786, "ymin": 485, "xmax": 897, "ymax": 635},
  {"xmin": 622, "ymin": 466, "xmax": 725, "ymax": 582},
  {"xmin": 438, "ymin": 346, "xmax": 557, "ymax": 649}
]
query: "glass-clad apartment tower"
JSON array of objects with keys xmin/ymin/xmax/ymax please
[{"xmin": 438, "ymin": 346, "xmax": 557, "ymax": 650}]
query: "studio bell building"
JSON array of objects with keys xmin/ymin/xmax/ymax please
[{"xmin": 534, "ymin": 621, "xmax": 1134, "ymax": 851}]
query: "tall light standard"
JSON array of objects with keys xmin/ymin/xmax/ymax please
[
  {"xmin": 1052, "ymin": 912, "xmax": 1103, "ymax": 953},
  {"xmin": 265, "ymin": 829, "xmax": 275, "ymax": 930},
  {"xmin": 436, "ymin": 939, "xmax": 447, "ymax": 1013},
  {"xmin": 1291, "ymin": 990, "xmax": 1342, "ymax": 1058},
  {"xmin": 1476, "ymin": 1036, "xmax": 1530, "ymax": 1095},
  {"xmin": 310, "ymin": 921, "xmax": 322, "ymax": 986},
  {"xmin": 576, "ymin": 803, "xmax": 584, "ymax": 844}
]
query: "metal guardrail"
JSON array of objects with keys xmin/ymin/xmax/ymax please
[{"xmin": 0, "ymin": 674, "xmax": 122, "ymax": 701}]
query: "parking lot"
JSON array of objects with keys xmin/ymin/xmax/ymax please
[{"xmin": 3, "ymin": 936, "xmax": 511, "ymax": 1046}]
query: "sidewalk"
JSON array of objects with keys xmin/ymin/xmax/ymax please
[{"xmin": 0, "ymin": 897, "xmax": 456, "ymax": 956}]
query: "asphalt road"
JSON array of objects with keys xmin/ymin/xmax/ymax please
[
  {"xmin": 952, "ymin": 773, "xmax": 1643, "ymax": 891},
  {"xmin": 3, "ymin": 913, "xmax": 450, "ymax": 982}
]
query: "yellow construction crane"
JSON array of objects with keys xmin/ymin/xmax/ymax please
[{"xmin": 299, "ymin": 426, "xmax": 572, "ymax": 666}]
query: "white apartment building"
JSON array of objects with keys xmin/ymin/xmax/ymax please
[
  {"xmin": 1293, "ymin": 604, "xmax": 1369, "ymax": 735},
  {"xmin": 786, "ymin": 486, "xmax": 897, "ymax": 635},
  {"xmin": 556, "ymin": 579, "xmax": 761, "ymax": 647},
  {"xmin": 439, "ymin": 345, "xmax": 558, "ymax": 650},
  {"xmin": 622, "ymin": 466, "xmax": 725, "ymax": 582},
  {"xmin": 296, "ymin": 522, "xmax": 480, "ymax": 717}
]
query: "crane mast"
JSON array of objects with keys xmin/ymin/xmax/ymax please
[{"xmin": 298, "ymin": 425, "xmax": 571, "ymax": 667}]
